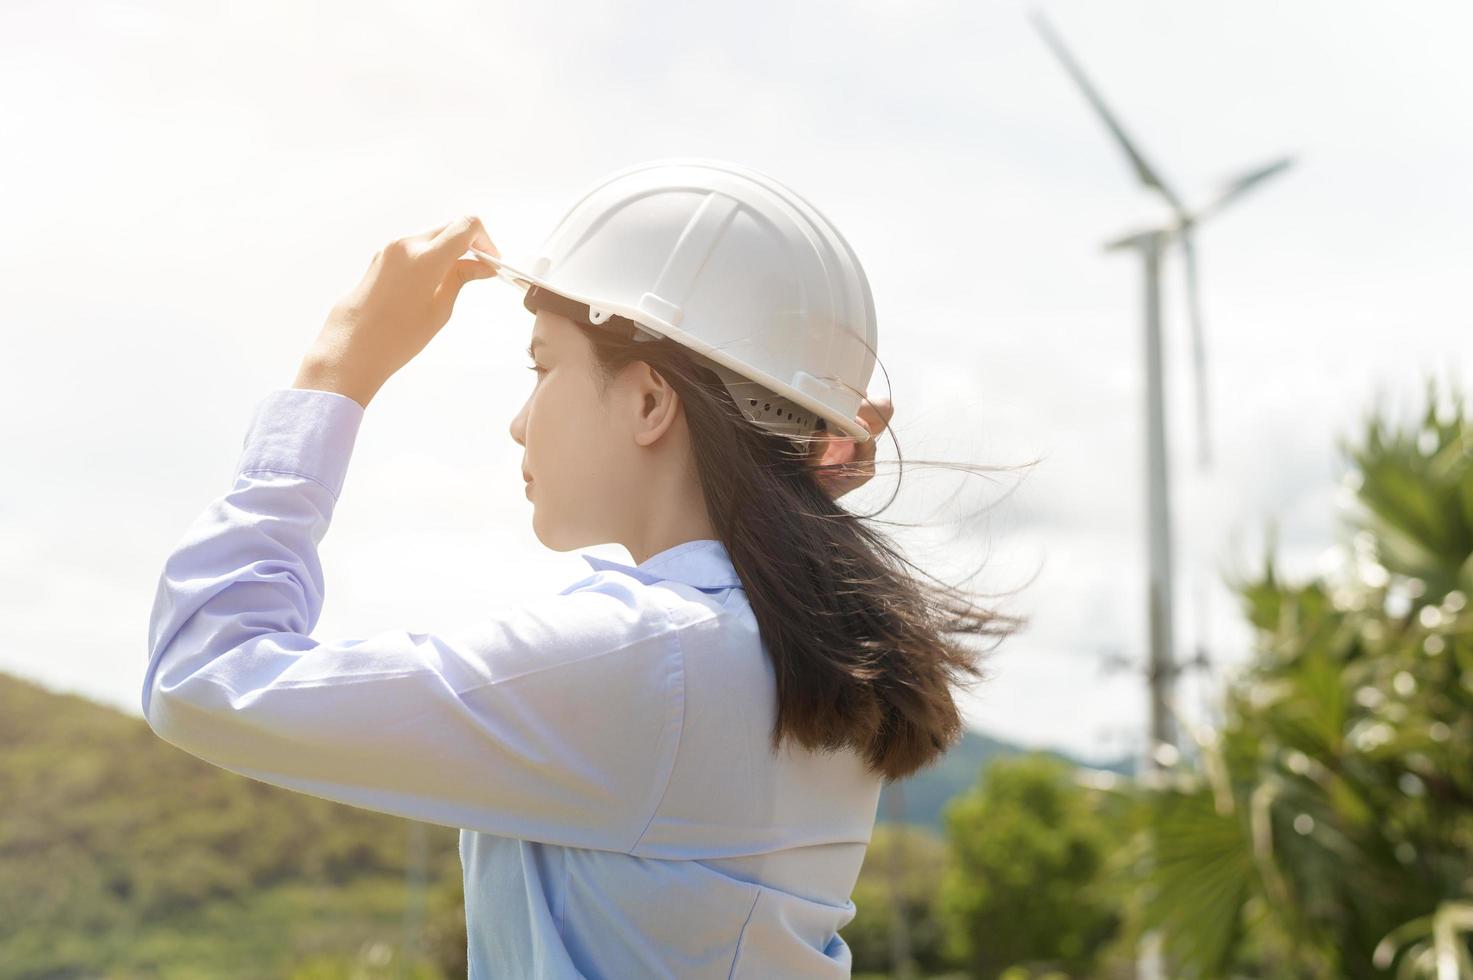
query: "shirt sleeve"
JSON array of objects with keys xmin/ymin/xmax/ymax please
[{"xmin": 142, "ymin": 387, "xmax": 685, "ymax": 853}]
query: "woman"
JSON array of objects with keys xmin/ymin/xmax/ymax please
[{"xmin": 143, "ymin": 160, "xmax": 1023, "ymax": 977}]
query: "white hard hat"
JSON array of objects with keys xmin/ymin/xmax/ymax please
[{"xmin": 473, "ymin": 158, "xmax": 878, "ymax": 443}]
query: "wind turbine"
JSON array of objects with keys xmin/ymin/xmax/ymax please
[
  {"xmin": 1029, "ymin": 8, "xmax": 1294, "ymax": 769},
  {"xmin": 1031, "ymin": 9, "xmax": 1293, "ymax": 475}
]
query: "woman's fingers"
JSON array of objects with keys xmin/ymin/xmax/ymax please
[
  {"xmin": 843, "ymin": 396, "xmax": 892, "ymax": 477},
  {"xmin": 848, "ymin": 395, "xmax": 892, "ymax": 460},
  {"xmin": 858, "ymin": 395, "xmax": 894, "ymax": 434},
  {"xmin": 807, "ymin": 395, "xmax": 893, "ymax": 498},
  {"xmin": 426, "ymin": 215, "xmax": 499, "ymax": 263},
  {"xmin": 412, "ymin": 218, "xmax": 459, "ymax": 243},
  {"xmin": 451, "ymin": 256, "xmax": 501, "ymax": 285}
]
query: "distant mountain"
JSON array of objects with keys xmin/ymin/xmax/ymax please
[
  {"xmin": 0, "ymin": 670, "xmax": 467, "ymax": 978},
  {"xmin": 878, "ymin": 729, "xmax": 1136, "ymax": 831}
]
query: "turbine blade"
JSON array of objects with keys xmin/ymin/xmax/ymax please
[
  {"xmin": 1029, "ymin": 8, "xmax": 1188, "ymax": 215},
  {"xmin": 1196, "ymin": 156, "xmax": 1295, "ymax": 221},
  {"xmin": 1180, "ymin": 232, "xmax": 1213, "ymax": 471}
]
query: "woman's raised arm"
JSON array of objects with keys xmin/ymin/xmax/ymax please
[{"xmin": 143, "ymin": 386, "xmax": 685, "ymax": 852}]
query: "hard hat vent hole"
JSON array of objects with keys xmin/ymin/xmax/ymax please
[{"xmin": 704, "ymin": 359, "xmax": 824, "ymax": 440}]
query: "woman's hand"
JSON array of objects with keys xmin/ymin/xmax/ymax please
[
  {"xmin": 807, "ymin": 396, "xmax": 894, "ymax": 499},
  {"xmin": 293, "ymin": 216, "xmax": 501, "ymax": 408}
]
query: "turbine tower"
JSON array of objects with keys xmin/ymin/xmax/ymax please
[{"xmin": 1029, "ymin": 8, "xmax": 1294, "ymax": 769}]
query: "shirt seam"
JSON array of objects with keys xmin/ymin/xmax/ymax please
[
  {"xmin": 191, "ymin": 669, "xmax": 431, "ymax": 693},
  {"xmin": 178, "ymin": 633, "xmax": 679, "ymax": 700},
  {"xmin": 454, "ymin": 630, "xmax": 675, "ymax": 697},
  {"xmin": 627, "ymin": 604, "xmax": 686, "ymax": 855},
  {"xmin": 726, "ymin": 890, "xmax": 762, "ymax": 980},
  {"xmin": 238, "ymin": 465, "xmax": 341, "ymax": 502},
  {"xmin": 556, "ymin": 849, "xmax": 570, "ymax": 940}
]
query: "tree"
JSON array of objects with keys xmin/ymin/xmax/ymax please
[
  {"xmin": 846, "ymin": 821, "xmax": 956, "ymax": 976},
  {"xmin": 939, "ymin": 753, "xmax": 1123, "ymax": 978},
  {"xmin": 1134, "ymin": 373, "xmax": 1473, "ymax": 977}
]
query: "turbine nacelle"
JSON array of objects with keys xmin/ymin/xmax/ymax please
[{"xmin": 1104, "ymin": 157, "xmax": 1294, "ymax": 250}]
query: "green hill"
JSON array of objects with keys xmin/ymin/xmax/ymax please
[
  {"xmin": 0, "ymin": 671, "xmax": 466, "ymax": 979},
  {"xmin": 0, "ymin": 670, "xmax": 1131, "ymax": 978},
  {"xmin": 878, "ymin": 729, "xmax": 1134, "ymax": 831}
]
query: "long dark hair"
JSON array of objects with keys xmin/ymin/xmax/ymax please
[{"xmin": 525, "ymin": 288, "xmax": 1030, "ymax": 782}]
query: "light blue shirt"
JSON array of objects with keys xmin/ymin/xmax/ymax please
[{"xmin": 143, "ymin": 386, "xmax": 882, "ymax": 978}]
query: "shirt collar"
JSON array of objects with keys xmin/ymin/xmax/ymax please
[{"xmin": 580, "ymin": 538, "xmax": 742, "ymax": 591}]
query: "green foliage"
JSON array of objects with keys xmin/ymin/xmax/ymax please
[
  {"xmin": 0, "ymin": 674, "xmax": 468, "ymax": 978},
  {"xmin": 1135, "ymin": 373, "xmax": 1473, "ymax": 978},
  {"xmin": 998, "ymin": 969, "xmax": 1071, "ymax": 980},
  {"xmin": 938, "ymin": 753, "xmax": 1124, "ymax": 979},
  {"xmin": 845, "ymin": 822, "xmax": 957, "ymax": 975}
]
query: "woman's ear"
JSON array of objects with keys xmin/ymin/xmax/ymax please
[{"xmin": 630, "ymin": 362, "xmax": 681, "ymax": 448}]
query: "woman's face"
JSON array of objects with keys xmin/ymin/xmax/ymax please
[{"xmin": 508, "ymin": 310, "xmax": 628, "ymax": 550}]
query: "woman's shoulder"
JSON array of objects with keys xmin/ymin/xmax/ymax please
[{"xmin": 559, "ymin": 567, "xmax": 756, "ymax": 646}]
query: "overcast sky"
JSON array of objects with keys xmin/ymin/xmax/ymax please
[{"xmin": 2, "ymin": 0, "xmax": 1469, "ymax": 765}]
